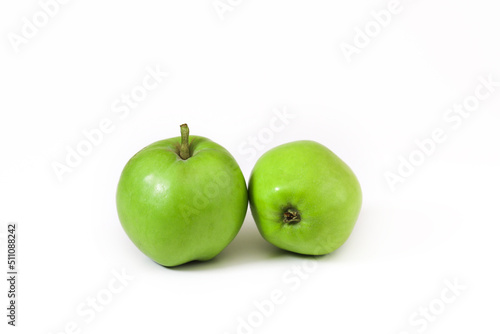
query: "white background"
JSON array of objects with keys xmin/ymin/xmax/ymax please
[{"xmin": 1, "ymin": 0, "xmax": 499, "ymax": 333}]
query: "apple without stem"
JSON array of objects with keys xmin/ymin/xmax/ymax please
[
  {"xmin": 116, "ymin": 124, "xmax": 248, "ymax": 267},
  {"xmin": 248, "ymin": 140, "xmax": 362, "ymax": 255}
]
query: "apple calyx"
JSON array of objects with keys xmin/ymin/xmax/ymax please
[
  {"xmin": 179, "ymin": 123, "xmax": 191, "ymax": 160},
  {"xmin": 283, "ymin": 208, "xmax": 301, "ymax": 224}
]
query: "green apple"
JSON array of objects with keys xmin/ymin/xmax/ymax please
[
  {"xmin": 248, "ymin": 140, "xmax": 362, "ymax": 255},
  {"xmin": 116, "ymin": 124, "xmax": 248, "ymax": 267}
]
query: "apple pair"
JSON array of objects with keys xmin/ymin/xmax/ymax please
[{"xmin": 116, "ymin": 124, "xmax": 362, "ymax": 267}]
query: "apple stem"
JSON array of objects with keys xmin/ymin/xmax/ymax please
[
  {"xmin": 179, "ymin": 123, "xmax": 190, "ymax": 160},
  {"xmin": 283, "ymin": 209, "xmax": 301, "ymax": 224}
]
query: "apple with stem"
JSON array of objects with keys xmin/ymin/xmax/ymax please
[{"xmin": 116, "ymin": 124, "xmax": 248, "ymax": 267}]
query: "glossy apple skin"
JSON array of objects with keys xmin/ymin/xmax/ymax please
[
  {"xmin": 248, "ymin": 140, "xmax": 362, "ymax": 255},
  {"xmin": 116, "ymin": 135, "xmax": 247, "ymax": 267}
]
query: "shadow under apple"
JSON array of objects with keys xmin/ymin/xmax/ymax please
[
  {"xmin": 166, "ymin": 215, "xmax": 352, "ymax": 271},
  {"xmin": 166, "ymin": 216, "xmax": 287, "ymax": 271}
]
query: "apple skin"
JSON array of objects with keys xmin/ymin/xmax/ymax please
[
  {"xmin": 248, "ymin": 140, "xmax": 362, "ymax": 255},
  {"xmin": 116, "ymin": 135, "xmax": 247, "ymax": 267}
]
